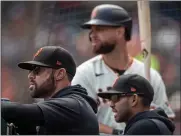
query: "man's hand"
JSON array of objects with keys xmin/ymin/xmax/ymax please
[
  {"xmin": 99, "ymin": 123, "xmax": 123, "ymax": 134},
  {"xmin": 99, "ymin": 123, "xmax": 113, "ymax": 134}
]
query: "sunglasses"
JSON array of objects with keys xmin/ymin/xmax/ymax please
[
  {"xmin": 29, "ymin": 66, "xmax": 45, "ymax": 75},
  {"xmin": 110, "ymin": 93, "xmax": 144, "ymax": 103}
]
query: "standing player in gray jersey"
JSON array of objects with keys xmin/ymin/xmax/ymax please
[{"xmin": 72, "ymin": 4, "xmax": 175, "ymax": 134}]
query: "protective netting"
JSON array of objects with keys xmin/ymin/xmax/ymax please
[{"xmin": 1, "ymin": 1, "xmax": 180, "ymax": 134}]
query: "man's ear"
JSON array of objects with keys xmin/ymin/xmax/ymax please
[
  {"xmin": 116, "ymin": 27, "xmax": 125, "ymax": 38},
  {"xmin": 130, "ymin": 94, "xmax": 139, "ymax": 107},
  {"xmin": 54, "ymin": 68, "xmax": 66, "ymax": 81}
]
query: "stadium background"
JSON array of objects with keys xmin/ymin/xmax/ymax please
[{"xmin": 1, "ymin": 1, "xmax": 180, "ymax": 134}]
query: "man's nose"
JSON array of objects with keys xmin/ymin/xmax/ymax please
[
  {"xmin": 89, "ymin": 31, "xmax": 96, "ymax": 42},
  {"xmin": 28, "ymin": 71, "xmax": 35, "ymax": 80},
  {"xmin": 110, "ymin": 101, "xmax": 115, "ymax": 108}
]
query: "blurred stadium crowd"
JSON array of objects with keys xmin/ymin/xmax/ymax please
[{"xmin": 1, "ymin": 1, "xmax": 180, "ymax": 134}]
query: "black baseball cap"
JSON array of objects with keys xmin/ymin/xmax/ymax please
[
  {"xmin": 18, "ymin": 46, "xmax": 76, "ymax": 77},
  {"xmin": 98, "ymin": 74, "xmax": 154, "ymax": 102}
]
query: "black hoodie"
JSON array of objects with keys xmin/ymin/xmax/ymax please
[
  {"xmin": 124, "ymin": 108, "xmax": 175, "ymax": 135},
  {"xmin": 1, "ymin": 85, "xmax": 99, "ymax": 135}
]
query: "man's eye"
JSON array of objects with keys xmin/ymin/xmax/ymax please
[
  {"xmin": 34, "ymin": 67, "xmax": 41, "ymax": 74},
  {"xmin": 29, "ymin": 67, "xmax": 41, "ymax": 75},
  {"xmin": 97, "ymin": 27, "xmax": 105, "ymax": 31}
]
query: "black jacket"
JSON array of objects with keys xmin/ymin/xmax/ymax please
[
  {"xmin": 1, "ymin": 85, "xmax": 99, "ymax": 135},
  {"xmin": 124, "ymin": 108, "xmax": 175, "ymax": 135}
]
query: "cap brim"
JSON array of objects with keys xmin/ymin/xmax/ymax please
[
  {"xmin": 81, "ymin": 19, "xmax": 121, "ymax": 29},
  {"xmin": 98, "ymin": 90, "xmax": 124, "ymax": 99},
  {"xmin": 18, "ymin": 61, "xmax": 52, "ymax": 70}
]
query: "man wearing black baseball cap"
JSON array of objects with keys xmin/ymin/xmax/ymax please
[
  {"xmin": 1, "ymin": 45, "xmax": 99, "ymax": 135},
  {"xmin": 98, "ymin": 74, "xmax": 175, "ymax": 135}
]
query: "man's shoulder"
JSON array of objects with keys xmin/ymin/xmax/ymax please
[
  {"xmin": 38, "ymin": 97, "xmax": 79, "ymax": 110},
  {"xmin": 77, "ymin": 55, "xmax": 102, "ymax": 70},
  {"xmin": 131, "ymin": 59, "xmax": 161, "ymax": 79},
  {"xmin": 126, "ymin": 118, "xmax": 161, "ymax": 135}
]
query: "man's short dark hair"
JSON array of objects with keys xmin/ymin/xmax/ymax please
[
  {"xmin": 141, "ymin": 97, "xmax": 152, "ymax": 107},
  {"xmin": 67, "ymin": 73, "xmax": 73, "ymax": 82}
]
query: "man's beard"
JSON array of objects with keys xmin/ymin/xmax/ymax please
[
  {"xmin": 31, "ymin": 72, "xmax": 56, "ymax": 98},
  {"xmin": 93, "ymin": 42, "xmax": 116, "ymax": 55}
]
